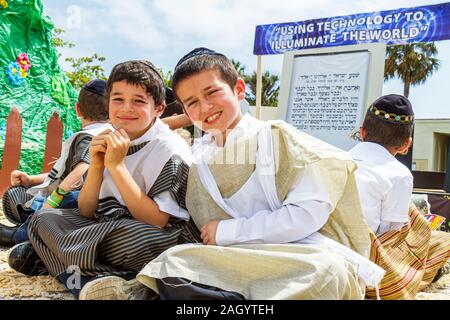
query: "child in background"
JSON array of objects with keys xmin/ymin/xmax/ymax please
[
  {"xmin": 0, "ymin": 79, "xmax": 111, "ymax": 247},
  {"xmin": 7, "ymin": 60, "xmax": 199, "ymax": 300},
  {"xmin": 161, "ymin": 87, "xmax": 193, "ymax": 146},
  {"xmin": 133, "ymin": 48, "xmax": 384, "ymax": 300},
  {"xmin": 161, "ymin": 87, "xmax": 184, "ymax": 118},
  {"xmin": 350, "ymin": 94, "xmax": 450, "ymax": 299},
  {"xmin": 349, "ymin": 94, "xmax": 414, "ymax": 235}
]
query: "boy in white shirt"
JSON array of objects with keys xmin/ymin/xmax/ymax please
[
  {"xmin": 0, "ymin": 79, "xmax": 111, "ymax": 247},
  {"xmin": 129, "ymin": 48, "xmax": 384, "ymax": 300},
  {"xmin": 350, "ymin": 94, "xmax": 450, "ymax": 299},
  {"xmin": 7, "ymin": 60, "xmax": 199, "ymax": 299},
  {"xmin": 349, "ymin": 94, "xmax": 414, "ymax": 235}
]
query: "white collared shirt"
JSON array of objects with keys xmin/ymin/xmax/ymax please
[
  {"xmin": 100, "ymin": 118, "xmax": 192, "ymax": 220},
  {"xmin": 349, "ymin": 142, "xmax": 413, "ymax": 234},
  {"xmin": 191, "ymin": 113, "xmax": 259, "ymax": 160},
  {"xmin": 81, "ymin": 122, "xmax": 112, "ymax": 132},
  {"xmin": 194, "ymin": 114, "xmax": 334, "ymax": 245}
]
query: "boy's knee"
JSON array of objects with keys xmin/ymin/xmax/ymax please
[
  {"xmin": 28, "ymin": 208, "xmax": 53, "ymax": 229},
  {"xmin": 320, "ymin": 250, "xmax": 364, "ymax": 300}
]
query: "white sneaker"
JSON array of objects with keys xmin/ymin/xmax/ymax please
[{"xmin": 79, "ymin": 276, "xmax": 142, "ymax": 300}]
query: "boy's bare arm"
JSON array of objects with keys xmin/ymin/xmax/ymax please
[
  {"xmin": 10, "ymin": 171, "xmax": 48, "ymax": 186},
  {"xmin": 78, "ymin": 130, "xmax": 110, "ymax": 219},
  {"xmin": 29, "ymin": 173, "xmax": 49, "ymax": 185},
  {"xmin": 58, "ymin": 162, "xmax": 90, "ymax": 192},
  {"xmin": 161, "ymin": 114, "xmax": 192, "ymax": 130},
  {"xmin": 104, "ymin": 129, "xmax": 169, "ymax": 228},
  {"xmin": 78, "ymin": 167, "xmax": 104, "ymax": 218},
  {"xmin": 108, "ymin": 164, "xmax": 169, "ymax": 228},
  {"xmin": 42, "ymin": 162, "xmax": 90, "ymax": 209}
]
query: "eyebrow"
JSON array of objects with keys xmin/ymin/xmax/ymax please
[
  {"xmin": 182, "ymin": 96, "xmax": 195, "ymax": 105},
  {"xmin": 111, "ymin": 92, "xmax": 148, "ymax": 100},
  {"xmin": 133, "ymin": 94, "xmax": 148, "ymax": 100},
  {"xmin": 182, "ymin": 85, "xmax": 215, "ymax": 105}
]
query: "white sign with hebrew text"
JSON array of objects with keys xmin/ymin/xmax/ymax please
[{"xmin": 285, "ymin": 50, "xmax": 370, "ymax": 150}]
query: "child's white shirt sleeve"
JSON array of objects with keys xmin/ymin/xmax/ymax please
[
  {"xmin": 153, "ymin": 191, "xmax": 190, "ymax": 221},
  {"xmin": 215, "ymin": 166, "xmax": 334, "ymax": 246}
]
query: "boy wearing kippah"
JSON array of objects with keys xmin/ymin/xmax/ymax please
[
  {"xmin": 8, "ymin": 60, "xmax": 199, "ymax": 300},
  {"xmin": 133, "ymin": 47, "xmax": 386, "ymax": 300},
  {"xmin": 0, "ymin": 79, "xmax": 112, "ymax": 247},
  {"xmin": 350, "ymin": 94, "xmax": 414, "ymax": 235},
  {"xmin": 350, "ymin": 94, "xmax": 450, "ymax": 299}
]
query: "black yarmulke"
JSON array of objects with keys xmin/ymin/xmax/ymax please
[
  {"xmin": 82, "ymin": 79, "xmax": 107, "ymax": 96},
  {"xmin": 175, "ymin": 47, "xmax": 225, "ymax": 70},
  {"xmin": 373, "ymin": 94, "xmax": 414, "ymax": 116},
  {"xmin": 369, "ymin": 94, "xmax": 414, "ymax": 124}
]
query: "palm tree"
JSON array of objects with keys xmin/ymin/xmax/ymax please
[
  {"xmin": 158, "ymin": 68, "xmax": 173, "ymax": 87},
  {"xmin": 244, "ymin": 70, "xmax": 280, "ymax": 107},
  {"xmin": 231, "ymin": 59, "xmax": 246, "ymax": 78},
  {"xmin": 230, "ymin": 59, "xmax": 280, "ymax": 107},
  {"xmin": 384, "ymin": 42, "xmax": 440, "ymax": 98}
]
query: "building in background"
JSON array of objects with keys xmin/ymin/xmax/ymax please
[{"xmin": 413, "ymin": 119, "xmax": 450, "ymax": 172}]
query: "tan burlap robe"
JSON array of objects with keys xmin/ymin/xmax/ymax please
[{"xmin": 138, "ymin": 122, "xmax": 376, "ymax": 299}]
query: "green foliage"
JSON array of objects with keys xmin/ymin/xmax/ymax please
[
  {"xmin": 231, "ymin": 59, "xmax": 246, "ymax": 78},
  {"xmin": 52, "ymin": 28, "xmax": 107, "ymax": 90},
  {"xmin": 384, "ymin": 42, "xmax": 440, "ymax": 98},
  {"xmin": 52, "ymin": 28, "xmax": 74, "ymax": 58},
  {"xmin": 244, "ymin": 71, "xmax": 280, "ymax": 107},
  {"xmin": 65, "ymin": 54, "xmax": 107, "ymax": 90},
  {"xmin": 231, "ymin": 59, "xmax": 280, "ymax": 107},
  {"xmin": 158, "ymin": 68, "xmax": 173, "ymax": 87},
  {"xmin": 0, "ymin": 0, "xmax": 79, "ymax": 174}
]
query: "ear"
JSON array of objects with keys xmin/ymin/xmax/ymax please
[
  {"xmin": 75, "ymin": 103, "xmax": 81, "ymax": 117},
  {"xmin": 234, "ymin": 78, "xmax": 246, "ymax": 101},
  {"xmin": 398, "ymin": 137, "xmax": 413, "ymax": 155},
  {"xmin": 154, "ymin": 103, "xmax": 165, "ymax": 117},
  {"xmin": 360, "ymin": 127, "xmax": 366, "ymax": 141}
]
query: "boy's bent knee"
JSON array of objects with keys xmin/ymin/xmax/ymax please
[{"xmin": 320, "ymin": 250, "xmax": 364, "ymax": 300}]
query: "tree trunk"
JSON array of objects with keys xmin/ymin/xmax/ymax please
[{"xmin": 403, "ymin": 81, "xmax": 410, "ymax": 98}]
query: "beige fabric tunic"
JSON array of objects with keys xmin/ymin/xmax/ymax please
[{"xmin": 138, "ymin": 119, "xmax": 382, "ymax": 299}]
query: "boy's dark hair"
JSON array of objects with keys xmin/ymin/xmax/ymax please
[
  {"xmin": 106, "ymin": 60, "xmax": 166, "ymax": 107},
  {"xmin": 172, "ymin": 48, "xmax": 239, "ymax": 101},
  {"xmin": 78, "ymin": 79, "xmax": 109, "ymax": 121},
  {"xmin": 161, "ymin": 87, "xmax": 183, "ymax": 118},
  {"xmin": 362, "ymin": 94, "xmax": 414, "ymax": 149}
]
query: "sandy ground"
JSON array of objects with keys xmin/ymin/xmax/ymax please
[
  {"xmin": 0, "ymin": 201, "xmax": 449, "ymax": 300},
  {"xmin": 0, "ymin": 201, "xmax": 74, "ymax": 300}
]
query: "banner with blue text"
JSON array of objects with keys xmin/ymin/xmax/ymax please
[{"xmin": 253, "ymin": 2, "xmax": 450, "ymax": 55}]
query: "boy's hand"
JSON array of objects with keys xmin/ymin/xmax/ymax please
[
  {"xmin": 89, "ymin": 129, "xmax": 111, "ymax": 170},
  {"xmin": 104, "ymin": 129, "xmax": 130, "ymax": 169},
  {"xmin": 10, "ymin": 170, "xmax": 31, "ymax": 186},
  {"xmin": 200, "ymin": 220, "xmax": 219, "ymax": 245}
]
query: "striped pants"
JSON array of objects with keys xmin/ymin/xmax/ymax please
[
  {"xmin": 1, "ymin": 185, "xmax": 33, "ymax": 225},
  {"xmin": 28, "ymin": 208, "xmax": 201, "ymax": 277}
]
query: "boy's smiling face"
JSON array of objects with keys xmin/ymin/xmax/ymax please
[
  {"xmin": 176, "ymin": 69, "xmax": 245, "ymax": 144},
  {"xmin": 109, "ymin": 80, "xmax": 163, "ymax": 140}
]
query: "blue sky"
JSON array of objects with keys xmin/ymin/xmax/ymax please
[{"xmin": 43, "ymin": 0, "xmax": 450, "ymax": 119}]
